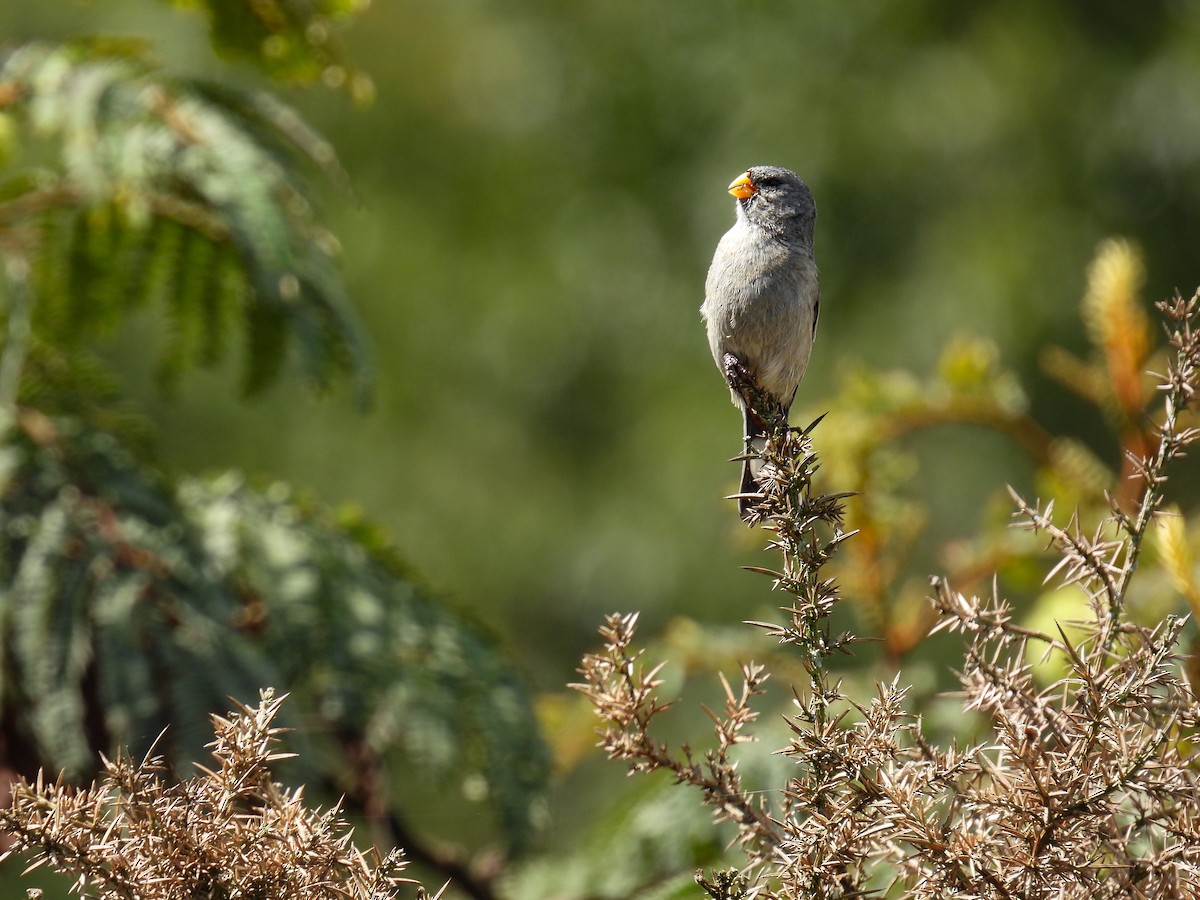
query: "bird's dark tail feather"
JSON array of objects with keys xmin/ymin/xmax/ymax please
[{"xmin": 738, "ymin": 404, "xmax": 770, "ymax": 521}]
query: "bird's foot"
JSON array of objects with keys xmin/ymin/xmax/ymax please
[{"xmin": 721, "ymin": 353, "xmax": 787, "ymax": 434}]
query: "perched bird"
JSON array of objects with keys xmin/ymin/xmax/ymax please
[{"xmin": 701, "ymin": 165, "xmax": 820, "ymax": 519}]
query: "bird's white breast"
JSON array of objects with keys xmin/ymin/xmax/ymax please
[{"xmin": 701, "ymin": 218, "xmax": 818, "ymax": 405}]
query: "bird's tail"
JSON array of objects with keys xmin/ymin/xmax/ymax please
[{"xmin": 737, "ymin": 404, "xmax": 769, "ymax": 521}]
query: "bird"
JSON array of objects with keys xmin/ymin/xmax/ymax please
[{"xmin": 701, "ymin": 165, "xmax": 820, "ymax": 519}]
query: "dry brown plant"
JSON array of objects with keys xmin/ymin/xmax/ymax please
[
  {"xmin": 0, "ymin": 690, "xmax": 440, "ymax": 900},
  {"xmin": 576, "ymin": 290, "xmax": 1200, "ymax": 898}
]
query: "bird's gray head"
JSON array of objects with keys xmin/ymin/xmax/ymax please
[{"xmin": 728, "ymin": 165, "xmax": 816, "ymax": 243}]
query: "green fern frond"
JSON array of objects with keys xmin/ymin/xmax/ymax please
[
  {"xmin": 158, "ymin": 228, "xmax": 228, "ymax": 389},
  {"xmin": 0, "ymin": 41, "xmax": 372, "ymax": 402},
  {"xmin": 179, "ymin": 474, "xmax": 552, "ymax": 854},
  {"xmin": 194, "ymin": 82, "xmax": 355, "ymax": 193}
]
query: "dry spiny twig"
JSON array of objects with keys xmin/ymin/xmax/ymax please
[
  {"xmin": 575, "ymin": 612, "xmax": 782, "ymax": 862},
  {"xmin": 580, "ymin": 288, "xmax": 1200, "ymax": 898},
  {"xmin": 0, "ymin": 689, "xmax": 442, "ymax": 900}
]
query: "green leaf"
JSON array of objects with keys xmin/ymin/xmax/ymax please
[{"xmin": 0, "ymin": 42, "xmax": 372, "ymax": 402}]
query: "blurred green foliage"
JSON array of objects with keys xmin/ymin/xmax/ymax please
[
  {"xmin": 164, "ymin": 0, "xmax": 374, "ymax": 101},
  {"xmin": 0, "ymin": 3, "xmax": 549, "ymax": 895},
  {"xmin": 3, "ymin": 0, "xmax": 1200, "ymax": 897},
  {"xmin": 67, "ymin": 0, "xmax": 1199, "ymax": 672},
  {"xmin": 0, "ymin": 39, "xmax": 369, "ymax": 399}
]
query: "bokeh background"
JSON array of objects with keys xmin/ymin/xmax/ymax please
[{"xmin": 4, "ymin": 0, "xmax": 1200, "ymax": 894}]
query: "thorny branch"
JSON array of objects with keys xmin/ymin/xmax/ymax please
[
  {"xmin": 575, "ymin": 612, "xmax": 783, "ymax": 860},
  {"xmin": 1012, "ymin": 292, "xmax": 1200, "ymax": 652},
  {"xmin": 0, "ymin": 690, "xmax": 443, "ymax": 900},
  {"xmin": 581, "ymin": 289, "xmax": 1200, "ymax": 898}
]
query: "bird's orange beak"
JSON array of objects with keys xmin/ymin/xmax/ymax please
[{"xmin": 727, "ymin": 172, "xmax": 757, "ymax": 199}]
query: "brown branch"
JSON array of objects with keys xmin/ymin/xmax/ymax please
[
  {"xmin": 335, "ymin": 729, "xmax": 500, "ymax": 900},
  {"xmin": 879, "ymin": 402, "xmax": 1057, "ymax": 468},
  {"xmin": 0, "ymin": 184, "xmax": 231, "ymax": 243}
]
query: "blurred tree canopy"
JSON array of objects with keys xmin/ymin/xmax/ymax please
[
  {"xmin": 0, "ymin": 4, "xmax": 548, "ymax": 896},
  {"xmin": 93, "ymin": 0, "xmax": 1200, "ymax": 661},
  {"xmin": 4, "ymin": 0, "xmax": 1195, "ymax": 668},
  {"xmin": 3, "ymin": 0, "xmax": 1200, "ymax": 897}
]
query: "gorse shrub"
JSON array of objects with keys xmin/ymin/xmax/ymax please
[
  {"xmin": 0, "ymin": 691, "xmax": 440, "ymax": 899},
  {"xmin": 577, "ymin": 263, "xmax": 1200, "ymax": 898}
]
